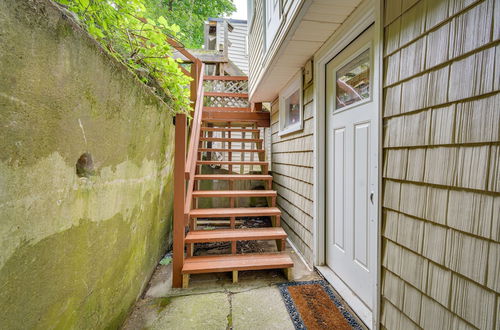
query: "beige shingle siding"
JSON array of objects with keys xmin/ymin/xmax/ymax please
[
  {"xmin": 382, "ymin": 0, "xmax": 499, "ymax": 329},
  {"xmin": 270, "ymin": 80, "xmax": 314, "ymax": 266}
]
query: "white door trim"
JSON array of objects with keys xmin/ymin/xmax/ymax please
[{"xmin": 312, "ymin": 0, "xmax": 382, "ymax": 328}]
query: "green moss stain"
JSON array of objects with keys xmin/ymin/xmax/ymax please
[
  {"xmin": 151, "ymin": 297, "xmax": 172, "ymax": 311},
  {"xmin": 0, "ymin": 210, "xmax": 157, "ymax": 329}
]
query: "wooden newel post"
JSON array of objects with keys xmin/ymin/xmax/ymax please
[
  {"xmin": 172, "ymin": 113, "xmax": 186, "ymax": 288},
  {"xmin": 190, "ymin": 63, "xmax": 199, "ymax": 115}
]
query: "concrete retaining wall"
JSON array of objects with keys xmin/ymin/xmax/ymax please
[{"xmin": 0, "ymin": 0, "xmax": 175, "ymax": 328}]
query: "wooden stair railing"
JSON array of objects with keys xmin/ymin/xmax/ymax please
[
  {"xmin": 173, "ymin": 71, "xmax": 293, "ymax": 289},
  {"xmin": 170, "ymin": 34, "xmax": 204, "ymax": 288}
]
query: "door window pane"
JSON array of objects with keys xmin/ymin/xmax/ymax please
[{"xmin": 335, "ymin": 49, "xmax": 370, "ymax": 110}]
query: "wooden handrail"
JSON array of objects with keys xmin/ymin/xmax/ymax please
[
  {"xmin": 167, "ymin": 37, "xmax": 201, "ymax": 66},
  {"xmin": 183, "ymin": 64, "xmax": 205, "ymax": 218},
  {"xmin": 165, "ymin": 37, "xmax": 202, "ymax": 82},
  {"xmin": 185, "ymin": 63, "xmax": 205, "ymax": 179},
  {"xmin": 172, "ymin": 49, "xmax": 203, "ymax": 288}
]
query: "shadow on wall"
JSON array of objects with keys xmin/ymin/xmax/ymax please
[{"xmin": 197, "ymin": 165, "xmax": 270, "ymax": 209}]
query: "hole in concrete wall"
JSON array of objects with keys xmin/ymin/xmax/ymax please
[{"xmin": 76, "ymin": 152, "xmax": 95, "ymax": 178}]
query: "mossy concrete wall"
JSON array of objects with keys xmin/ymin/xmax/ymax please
[{"xmin": 0, "ymin": 0, "xmax": 174, "ymax": 328}]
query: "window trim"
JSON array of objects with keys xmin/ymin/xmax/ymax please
[
  {"xmin": 331, "ymin": 43, "xmax": 373, "ymax": 114},
  {"xmin": 279, "ymin": 72, "xmax": 303, "ymax": 136}
]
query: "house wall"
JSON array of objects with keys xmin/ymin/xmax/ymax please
[
  {"xmin": 248, "ymin": 0, "xmax": 304, "ymax": 96},
  {"xmin": 0, "ymin": 1, "xmax": 174, "ymax": 328},
  {"xmin": 219, "ymin": 20, "xmax": 249, "ymax": 74},
  {"xmin": 270, "ymin": 73, "xmax": 315, "ymax": 266},
  {"xmin": 248, "ymin": 0, "xmax": 266, "ymax": 94},
  {"xmin": 381, "ymin": 0, "xmax": 500, "ymax": 329}
]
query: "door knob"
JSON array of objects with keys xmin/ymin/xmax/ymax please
[{"xmin": 370, "ymin": 192, "xmax": 374, "ymax": 205}]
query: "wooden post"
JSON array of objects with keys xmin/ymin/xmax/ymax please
[
  {"xmin": 284, "ymin": 268, "xmax": 293, "ymax": 281},
  {"xmin": 182, "ymin": 274, "xmax": 190, "ymax": 288},
  {"xmin": 173, "ymin": 114, "xmax": 187, "ymax": 288},
  {"xmin": 252, "ymin": 102, "xmax": 262, "ymax": 112},
  {"xmin": 190, "ymin": 65, "xmax": 198, "ymax": 116},
  {"xmin": 232, "ymin": 270, "xmax": 238, "ymax": 283}
]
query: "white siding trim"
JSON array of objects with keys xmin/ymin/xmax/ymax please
[{"xmin": 279, "ymin": 71, "xmax": 304, "ymax": 136}]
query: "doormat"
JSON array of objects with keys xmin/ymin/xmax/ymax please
[{"xmin": 278, "ymin": 280, "xmax": 364, "ymax": 330}]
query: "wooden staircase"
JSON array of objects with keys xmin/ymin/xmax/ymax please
[{"xmin": 173, "ymin": 71, "xmax": 293, "ymax": 288}]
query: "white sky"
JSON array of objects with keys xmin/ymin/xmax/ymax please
[{"xmin": 230, "ymin": 0, "xmax": 248, "ymax": 20}]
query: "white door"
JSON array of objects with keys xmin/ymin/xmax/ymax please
[{"xmin": 325, "ymin": 26, "xmax": 378, "ymax": 310}]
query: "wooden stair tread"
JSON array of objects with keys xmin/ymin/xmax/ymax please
[
  {"xmin": 192, "ymin": 190, "xmax": 276, "ymax": 198},
  {"xmin": 185, "ymin": 227, "xmax": 286, "ymax": 243},
  {"xmin": 194, "ymin": 174, "xmax": 273, "ymax": 181},
  {"xmin": 204, "ymin": 76, "xmax": 248, "ymax": 81},
  {"xmin": 201, "ymin": 127, "xmax": 259, "ymax": 132},
  {"xmin": 202, "ymin": 111, "xmax": 270, "ymax": 127},
  {"xmin": 200, "ymin": 137, "xmax": 262, "ymax": 142},
  {"xmin": 198, "ymin": 148, "xmax": 265, "ymax": 153},
  {"xmin": 197, "ymin": 160, "xmax": 268, "ymax": 165},
  {"xmin": 190, "ymin": 207, "xmax": 281, "ymax": 218},
  {"xmin": 204, "ymin": 107, "xmax": 250, "ymax": 112},
  {"xmin": 204, "ymin": 92, "xmax": 249, "ymax": 98},
  {"xmin": 182, "ymin": 253, "xmax": 293, "ymax": 274}
]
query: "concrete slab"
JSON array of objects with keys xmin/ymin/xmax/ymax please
[
  {"xmin": 121, "ymin": 245, "xmax": 321, "ymax": 329},
  {"xmin": 232, "ymin": 286, "xmax": 295, "ymax": 330},
  {"xmin": 150, "ymin": 292, "xmax": 230, "ymax": 330}
]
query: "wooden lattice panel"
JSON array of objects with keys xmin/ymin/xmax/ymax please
[
  {"xmin": 204, "ymin": 95, "xmax": 249, "ymax": 108},
  {"xmin": 203, "ymin": 79, "xmax": 248, "ymax": 94}
]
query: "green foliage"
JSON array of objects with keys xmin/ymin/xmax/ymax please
[
  {"xmin": 143, "ymin": 0, "xmax": 237, "ymax": 48},
  {"xmin": 57, "ymin": 0, "xmax": 192, "ymax": 113}
]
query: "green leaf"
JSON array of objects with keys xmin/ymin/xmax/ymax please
[
  {"xmin": 170, "ymin": 24, "xmax": 180, "ymax": 34},
  {"xmin": 157, "ymin": 16, "xmax": 168, "ymax": 27},
  {"xmin": 88, "ymin": 25, "xmax": 105, "ymax": 38},
  {"xmin": 159, "ymin": 256, "xmax": 172, "ymax": 265}
]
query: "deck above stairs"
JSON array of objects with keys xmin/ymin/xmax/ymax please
[{"xmin": 173, "ymin": 72, "xmax": 293, "ymax": 288}]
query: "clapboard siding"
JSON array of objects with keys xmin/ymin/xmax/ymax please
[
  {"xmin": 248, "ymin": 0, "xmax": 265, "ymax": 94},
  {"xmin": 270, "ymin": 80, "xmax": 315, "ymax": 266},
  {"xmin": 381, "ymin": 0, "xmax": 500, "ymax": 329},
  {"xmin": 219, "ymin": 21, "xmax": 249, "ymax": 74},
  {"xmin": 247, "ymin": 0, "xmax": 306, "ymax": 96}
]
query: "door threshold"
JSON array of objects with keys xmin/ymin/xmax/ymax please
[{"xmin": 316, "ymin": 265, "xmax": 373, "ymax": 329}]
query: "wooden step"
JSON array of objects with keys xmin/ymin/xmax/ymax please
[
  {"xmin": 204, "ymin": 92, "xmax": 249, "ymax": 98},
  {"xmin": 201, "ymin": 127, "xmax": 259, "ymax": 133},
  {"xmin": 182, "ymin": 253, "xmax": 293, "ymax": 274},
  {"xmin": 200, "ymin": 137, "xmax": 262, "ymax": 143},
  {"xmin": 198, "ymin": 148, "xmax": 265, "ymax": 153},
  {"xmin": 203, "ymin": 107, "xmax": 250, "ymax": 112},
  {"xmin": 185, "ymin": 227, "xmax": 286, "ymax": 243},
  {"xmin": 189, "ymin": 207, "xmax": 281, "ymax": 218},
  {"xmin": 203, "ymin": 111, "xmax": 270, "ymax": 127},
  {"xmin": 194, "ymin": 174, "xmax": 273, "ymax": 181},
  {"xmin": 197, "ymin": 161, "xmax": 268, "ymax": 166},
  {"xmin": 192, "ymin": 190, "xmax": 276, "ymax": 198},
  {"xmin": 204, "ymin": 76, "xmax": 248, "ymax": 81}
]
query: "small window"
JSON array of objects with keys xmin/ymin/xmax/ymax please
[
  {"xmin": 335, "ymin": 48, "xmax": 371, "ymax": 110},
  {"xmin": 279, "ymin": 73, "xmax": 303, "ymax": 136}
]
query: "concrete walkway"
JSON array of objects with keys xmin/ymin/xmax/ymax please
[{"xmin": 122, "ymin": 246, "xmax": 320, "ymax": 330}]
